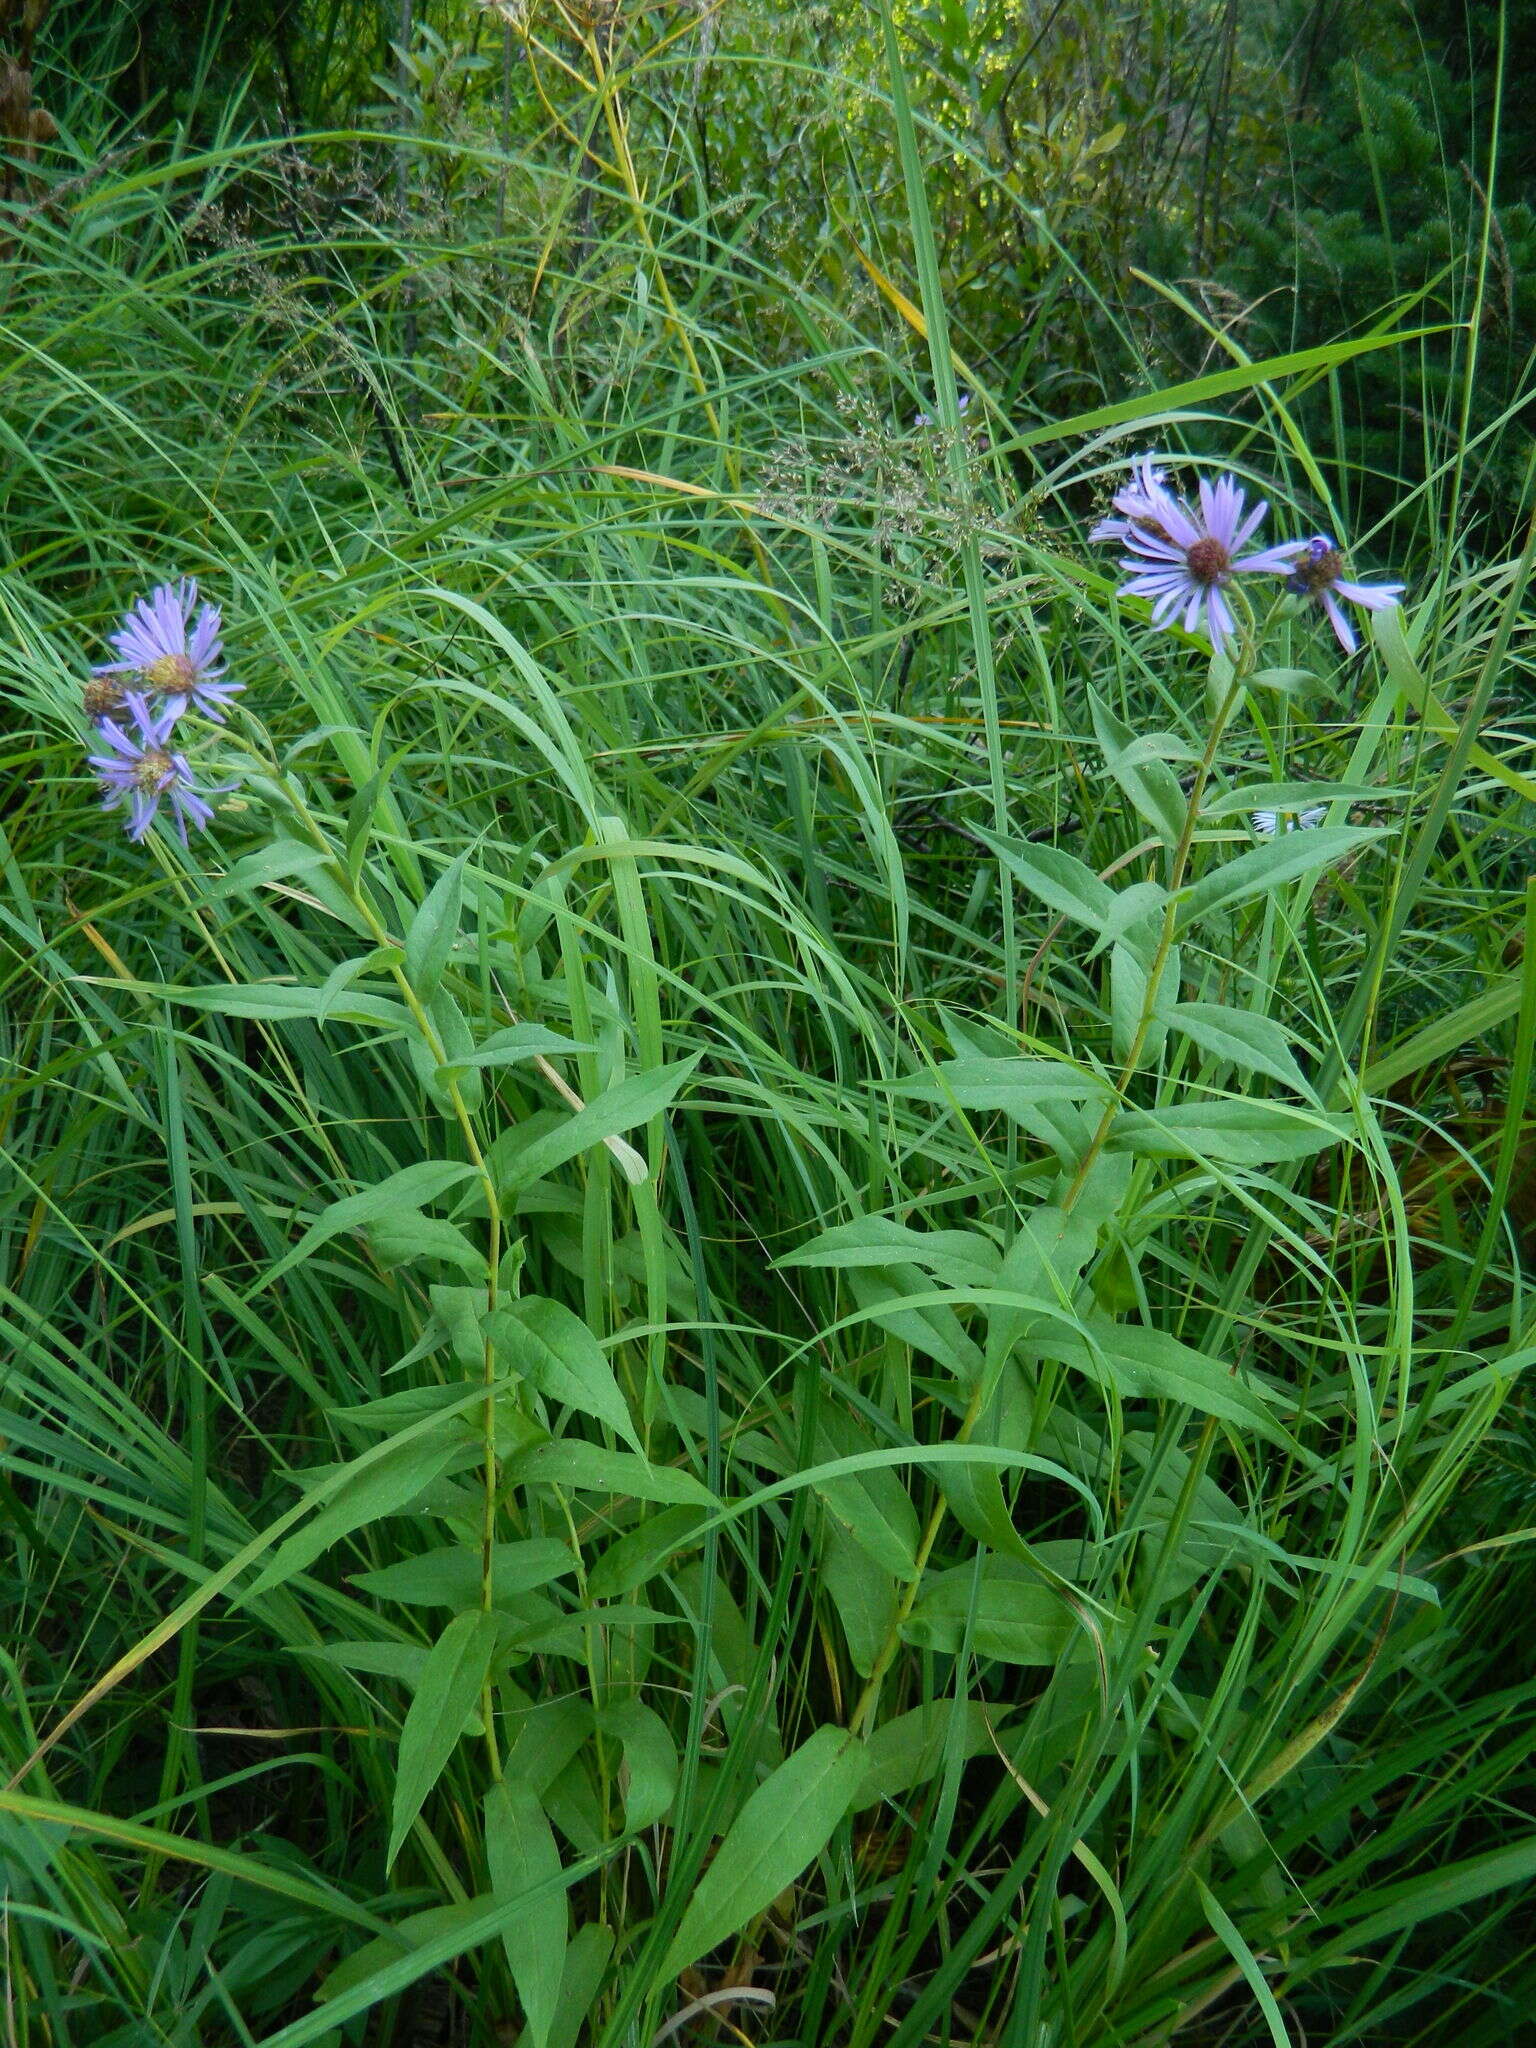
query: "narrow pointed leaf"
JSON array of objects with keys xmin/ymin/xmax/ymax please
[
  {"xmin": 486, "ymin": 1778, "xmax": 567, "ymax": 2048},
  {"xmin": 388, "ymin": 1611, "xmax": 504, "ymax": 1868},
  {"xmin": 1177, "ymin": 828, "xmax": 1382, "ymax": 928},
  {"xmin": 487, "ymin": 1296, "xmax": 642, "ymax": 1454},
  {"xmin": 404, "ymin": 851, "xmax": 468, "ymax": 1000},
  {"xmin": 660, "ymin": 1727, "xmax": 867, "ymax": 1977},
  {"xmin": 1170, "ymin": 1002, "xmax": 1315, "ymax": 1098}
]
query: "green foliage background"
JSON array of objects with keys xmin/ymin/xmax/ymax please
[{"xmin": 1, "ymin": 2, "xmax": 1534, "ymax": 2045}]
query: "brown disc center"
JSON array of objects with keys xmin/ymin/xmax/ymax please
[
  {"xmin": 84, "ymin": 677, "xmax": 127, "ymax": 720},
  {"xmin": 143, "ymin": 651, "xmax": 196, "ymax": 693},
  {"xmin": 132, "ymin": 748, "xmax": 175, "ymax": 792},
  {"xmin": 1293, "ymin": 547, "xmax": 1343, "ymax": 593},
  {"xmin": 1184, "ymin": 537, "xmax": 1231, "ymax": 585}
]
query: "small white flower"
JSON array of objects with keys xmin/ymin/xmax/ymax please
[{"xmin": 1251, "ymin": 805, "xmax": 1328, "ymax": 836}]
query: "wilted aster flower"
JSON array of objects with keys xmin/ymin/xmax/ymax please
[
  {"xmin": 91, "ymin": 579, "xmax": 242, "ymax": 724},
  {"xmin": 89, "ymin": 693, "xmax": 218, "ymax": 846},
  {"xmin": 1088, "ymin": 455, "xmax": 1176, "ymax": 544},
  {"xmin": 1114, "ymin": 474, "xmax": 1303, "ymax": 654},
  {"xmin": 82, "ymin": 672, "xmax": 131, "ymax": 724},
  {"xmin": 1280, "ymin": 535, "xmax": 1405, "ymax": 653},
  {"xmin": 1252, "ymin": 805, "xmax": 1328, "ymax": 836}
]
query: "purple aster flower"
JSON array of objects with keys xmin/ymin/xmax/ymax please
[
  {"xmin": 90, "ymin": 579, "xmax": 242, "ymax": 725},
  {"xmin": 1088, "ymin": 455, "xmax": 1177, "ymax": 544},
  {"xmin": 914, "ymin": 392, "xmax": 970, "ymax": 429},
  {"xmin": 1114, "ymin": 474, "xmax": 1302, "ymax": 654},
  {"xmin": 1280, "ymin": 535, "xmax": 1405, "ymax": 653},
  {"xmin": 88, "ymin": 693, "xmax": 218, "ymax": 846}
]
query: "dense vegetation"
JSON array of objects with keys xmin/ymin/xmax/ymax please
[{"xmin": 2, "ymin": 2, "xmax": 1534, "ymax": 2044}]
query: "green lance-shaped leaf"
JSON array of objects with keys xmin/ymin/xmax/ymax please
[
  {"xmin": 587, "ymin": 1505, "xmax": 706, "ymax": 1600},
  {"xmin": 495, "ymin": 1055, "xmax": 701, "ymax": 1192},
  {"xmin": 315, "ymin": 947, "xmax": 405, "ymax": 1026},
  {"xmin": 1169, "ymin": 1001, "xmax": 1316, "ymax": 1099},
  {"xmin": 412, "ymin": 985, "xmax": 482, "ymax": 1114},
  {"xmin": 207, "ymin": 840, "xmax": 334, "ymax": 898},
  {"xmin": 510, "ymin": 1440, "xmax": 716, "ymax": 1508},
  {"xmin": 599, "ymin": 1697, "xmax": 678, "ymax": 1830},
  {"xmin": 660, "ymin": 1726, "xmax": 868, "ymax": 1978},
  {"xmin": 430, "ymin": 1283, "xmax": 493, "ymax": 1371},
  {"xmin": 901, "ymin": 1559, "xmax": 1082, "ymax": 1665},
  {"xmin": 809, "ymin": 1403, "xmax": 921, "ymax": 1581},
  {"xmin": 301, "ymin": 1641, "xmax": 433, "ymax": 1687},
  {"xmin": 777, "ymin": 1213, "xmax": 1000, "ymax": 1291},
  {"xmin": 439, "ymin": 1022, "xmax": 593, "ymax": 1074},
  {"xmin": 975, "ymin": 828, "xmax": 1116, "ymax": 932},
  {"xmin": 853, "ymin": 1701, "xmax": 1004, "ymax": 1811},
  {"xmin": 1110, "ymin": 937, "xmax": 1168, "ymax": 1068},
  {"xmin": 1176, "ymin": 827, "xmax": 1384, "ymax": 929},
  {"xmin": 1108, "ymin": 1100, "xmax": 1349, "ymax": 1165},
  {"xmin": 985, "ymin": 1202, "xmax": 1099, "ymax": 1380},
  {"xmin": 1085, "ymin": 878, "xmax": 1169, "ymax": 960},
  {"xmin": 388, "ymin": 1610, "xmax": 504, "ymax": 1869},
  {"xmin": 351, "ymin": 1538, "xmax": 575, "ymax": 1610},
  {"xmin": 895, "ymin": 1058, "xmax": 1112, "ymax": 1116},
  {"xmin": 253, "ymin": 1159, "xmax": 480, "ymax": 1294},
  {"xmin": 893, "ymin": 1059, "xmax": 1110, "ymax": 1167},
  {"xmin": 487, "ymin": 1295, "xmax": 642, "ymax": 1454},
  {"xmin": 1203, "ymin": 779, "xmax": 1394, "ymax": 819},
  {"xmin": 845, "ymin": 1263, "xmax": 985, "ymax": 1383},
  {"xmin": 330, "ymin": 1380, "xmax": 477, "ymax": 1438},
  {"xmin": 1089, "ymin": 687, "xmax": 1187, "ymax": 847},
  {"xmin": 147, "ymin": 979, "xmax": 411, "ymax": 1029},
  {"xmin": 530, "ymin": 1925, "xmax": 612, "ymax": 2048},
  {"xmin": 1040, "ymin": 1318, "xmax": 1298, "ymax": 1446},
  {"xmin": 247, "ymin": 1429, "xmax": 475, "ymax": 1600},
  {"xmin": 820, "ymin": 1520, "xmax": 897, "ymax": 1676},
  {"xmin": 367, "ymin": 1209, "xmax": 488, "ymax": 1278},
  {"xmin": 403, "ymin": 851, "xmax": 468, "ymax": 1001},
  {"xmin": 486, "ymin": 1778, "xmax": 568, "ymax": 2048},
  {"xmin": 319, "ymin": 1899, "xmax": 490, "ymax": 2004}
]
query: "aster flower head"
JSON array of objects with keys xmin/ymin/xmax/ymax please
[
  {"xmin": 1281, "ymin": 534, "xmax": 1405, "ymax": 653},
  {"xmin": 88, "ymin": 693, "xmax": 218, "ymax": 846},
  {"xmin": 914, "ymin": 392, "xmax": 970, "ymax": 429},
  {"xmin": 82, "ymin": 672, "xmax": 131, "ymax": 724},
  {"xmin": 1113, "ymin": 473, "xmax": 1303, "ymax": 654},
  {"xmin": 1088, "ymin": 454, "xmax": 1178, "ymax": 544},
  {"xmin": 91, "ymin": 579, "xmax": 242, "ymax": 724},
  {"xmin": 1252, "ymin": 804, "xmax": 1327, "ymax": 836}
]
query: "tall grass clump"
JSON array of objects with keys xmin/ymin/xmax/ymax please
[{"xmin": 2, "ymin": 3, "xmax": 1535, "ymax": 2044}]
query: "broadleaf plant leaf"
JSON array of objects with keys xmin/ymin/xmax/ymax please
[
  {"xmin": 487, "ymin": 1295, "xmax": 642, "ymax": 1454},
  {"xmin": 1177, "ymin": 828, "xmax": 1382, "ymax": 928},
  {"xmin": 403, "ymin": 851, "xmax": 468, "ymax": 1001},
  {"xmin": 975, "ymin": 829, "xmax": 1116, "ymax": 931},
  {"xmin": 247, "ymin": 1430, "xmax": 475, "ymax": 1600},
  {"xmin": 660, "ymin": 1726, "xmax": 867, "ymax": 1977},
  {"xmin": 255, "ymin": 1160, "xmax": 481, "ymax": 1294},
  {"xmin": 485, "ymin": 1777, "xmax": 568, "ymax": 2048},
  {"xmin": 388, "ymin": 1610, "xmax": 504, "ymax": 1868},
  {"xmin": 1107, "ymin": 1101, "xmax": 1348, "ymax": 1165},
  {"xmin": 1169, "ymin": 1002, "xmax": 1315, "ymax": 1099}
]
